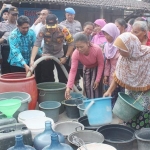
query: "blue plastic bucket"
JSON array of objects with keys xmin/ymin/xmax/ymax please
[{"xmin": 84, "ymin": 97, "xmax": 112, "ymax": 126}]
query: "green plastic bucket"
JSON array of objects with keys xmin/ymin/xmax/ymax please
[
  {"xmin": 37, "ymin": 82, "xmax": 66, "ymax": 114},
  {"xmin": 113, "ymin": 92, "xmax": 144, "ymax": 122}
]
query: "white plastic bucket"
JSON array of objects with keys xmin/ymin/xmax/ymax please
[
  {"xmin": 18, "ymin": 110, "xmax": 46, "ymax": 123},
  {"xmin": 24, "ymin": 117, "xmax": 54, "ymax": 139},
  {"xmin": 77, "ymin": 143, "xmax": 117, "ymax": 150}
]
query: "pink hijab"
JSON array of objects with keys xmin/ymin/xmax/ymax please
[
  {"xmin": 91, "ymin": 19, "xmax": 107, "ymax": 45},
  {"xmin": 101, "ymin": 23, "xmax": 120, "ymax": 59}
]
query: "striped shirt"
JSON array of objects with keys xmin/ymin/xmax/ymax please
[
  {"xmin": 8, "ymin": 28, "xmax": 36, "ymax": 68},
  {"xmin": 0, "ymin": 21, "xmax": 16, "ymax": 40}
]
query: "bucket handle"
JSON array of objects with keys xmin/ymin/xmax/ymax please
[
  {"xmin": 39, "ymin": 91, "xmax": 45, "ymax": 96},
  {"xmin": 83, "ymin": 100, "xmax": 94, "ymax": 116},
  {"xmin": 75, "ymin": 126, "xmax": 83, "ymax": 132},
  {"xmin": 0, "ymin": 98, "xmax": 7, "ymax": 100}
]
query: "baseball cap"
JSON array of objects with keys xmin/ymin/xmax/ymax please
[
  {"xmin": 0, "ymin": 8, "xmax": 9, "ymax": 17},
  {"xmin": 65, "ymin": 7, "xmax": 75, "ymax": 15},
  {"xmin": 46, "ymin": 14, "xmax": 58, "ymax": 25},
  {"xmin": 8, "ymin": 6, "xmax": 19, "ymax": 15}
]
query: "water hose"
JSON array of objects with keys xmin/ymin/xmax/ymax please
[{"xmin": 26, "ymin": 56, "xmax": 79, "ymax": 93}]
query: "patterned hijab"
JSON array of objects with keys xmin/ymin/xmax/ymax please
[
  {"xmin": 101, "ymin": 23, "xmax": 120, "ymax": 59},
  {"xmin": 114, "ymin": 32, "xmax": 150, "ymax": 91}
]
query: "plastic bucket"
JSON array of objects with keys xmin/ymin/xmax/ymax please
[
  {"xmin": 37, "ymin": 82, "xmax": 66, "ymax": 114},
  {"xmin": 24, "ymin": 117, "xmax": 54, "ymax": 139},
  {"xmin": 77, "ymin": 104, "xmax": 85, "ymax": 117},
  {"xmin": 0, "ymin": 92, "xmax": 31, "ymax": 119},
  {"xmin": 78, "ymin": 116, "xmax": 100, "ymax": 131},
  {"xmin": 77, "ymin": 143, "xmax": 117, "ymax": 150},
  {"xmin": 0, "ymin": 72, "xmax": 37, "ymax": 110},
  {"xmin": 135, "ymin": 128, "xmax": 150, "ymax": 150},
  {"xmin": 113, "ymin": 92, "xmax": 144, "ymax": 122},
  {"xmin": 18, "ymin": 110, "xmax": 46, "ymax": 123},
  {"xmin": 97, "ymin": 124, "xmax": 135, "ymax": 150},
  {"xmin": 62, "ymin": 99, "xmax": 83, "ymax": 119},
  {"xmin": 84, "ymin": 97, "xmax": 112, "ymax": 126},
  {"xmin": 39, "ymin": 101, "xmax": 61, "ymax": 122},
  {"xmin": 70, "ymin": 92, "xmax": 84, "ymax": 100}
]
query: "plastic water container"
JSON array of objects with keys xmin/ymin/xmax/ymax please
[
  {"xmin": 84, "ymin": 97, "xmax": 112, "ymax": 126},
  {"xmin": 18, "ymin": 110, "xmax": 46, "ymax": 123}
]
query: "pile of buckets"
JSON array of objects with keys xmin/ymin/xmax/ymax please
[{"xmin": 0, "ymin": 72, "xmax": 150, "ymax": 150}]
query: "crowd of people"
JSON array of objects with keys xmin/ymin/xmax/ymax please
[{"xmin": 0, "ymin": 4, "xmax": 150, "ymax": 130}]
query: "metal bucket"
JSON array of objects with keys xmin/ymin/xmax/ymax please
[
  {"xmin": 68, "ymin": 130, "xmax": 104, "ymax": 149},
  {"xmin": 53, "ymin": 121, "xmax": 84, "ymax": 137}
]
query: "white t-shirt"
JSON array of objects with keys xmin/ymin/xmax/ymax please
[{"xmin": 30, "ymin": 22, "xmax": 45, "ymax": 48}]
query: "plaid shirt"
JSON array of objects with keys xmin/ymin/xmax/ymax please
[{"xmin": 8, "ymin": 28, "xmax": 36, "ymax": 68}]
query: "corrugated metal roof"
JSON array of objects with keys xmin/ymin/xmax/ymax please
[{"xmin": 5, "ymin": 0, "xmax": 150, "ymax": 10}]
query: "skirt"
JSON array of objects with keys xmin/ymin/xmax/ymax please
[
  {"xmin": 83, "ymin": 66, "xmax": 103, "ymax": 99},
  {"xmin": 125, "ymin": 90, "xmax": 150, "ymax": 129}
]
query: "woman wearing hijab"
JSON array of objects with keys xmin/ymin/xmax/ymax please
[
  {"xmin": 91, "ymin": 19, "xmax": 107, "ymax": 48},
  {"xmin": 101, "ymin": 23, "xmax": 122, "ymax": 106},
  {"xmin": 104, "ymin": 32, "xmax": 150, "ymax": 129}
]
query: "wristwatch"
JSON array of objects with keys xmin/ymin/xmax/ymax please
[{"xmin": 65, "ymin": 56, "xmax": 69, "ymax": 60}]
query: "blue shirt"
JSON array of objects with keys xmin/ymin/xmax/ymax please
[{"xmin": 8, "ymin": 28, "xmax": 36, "ymax": 68}]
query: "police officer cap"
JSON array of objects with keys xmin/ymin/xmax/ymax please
[{"xmin": 65, "ymin": 7, "xmax": 75, "ymax": 15}]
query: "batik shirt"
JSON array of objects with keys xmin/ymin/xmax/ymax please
[{"xmin": 8, "ymin": 28, "xmax": 36, "ymax": 68}]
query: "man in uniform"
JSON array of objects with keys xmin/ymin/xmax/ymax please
[
  {"xmin": 60, "ymin": 7, "xmax": 82, "ymax": 91},
  {"xmin": 0, "ymin": 6, "xmax": 18, "ymax": 74},
  {"xmin": 30, "ymin": 14, "xmax": 74, "ymax": 83}
]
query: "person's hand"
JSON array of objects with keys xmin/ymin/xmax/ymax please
[
  {"xmin": 34, "ymin": 17, "xmax": 42, "ymax": 25},
  {"xmin": 60, "ymin": 57, "xmax": 67, "ymax": 65},
  {"xmin": 24, "ymin": 64, "xmax": 30, "ymax": 74},
  {"xmin": 65, "ymin": 87, "xmax": 71, "ymax": 100},
  {"xmin": 103, "ymin": 76, "xmax": 109, "ymax": 85},
  {"xmin": 103, "ymin": 90, "xmax": 112, "ymax": 97},
  {"xmin": 1, "ymin": 4, "xmax": 6, "ymax": 10},
  {"xmin": 93, "ymin": 81, "xmax": 99, "ymax": 90}
]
